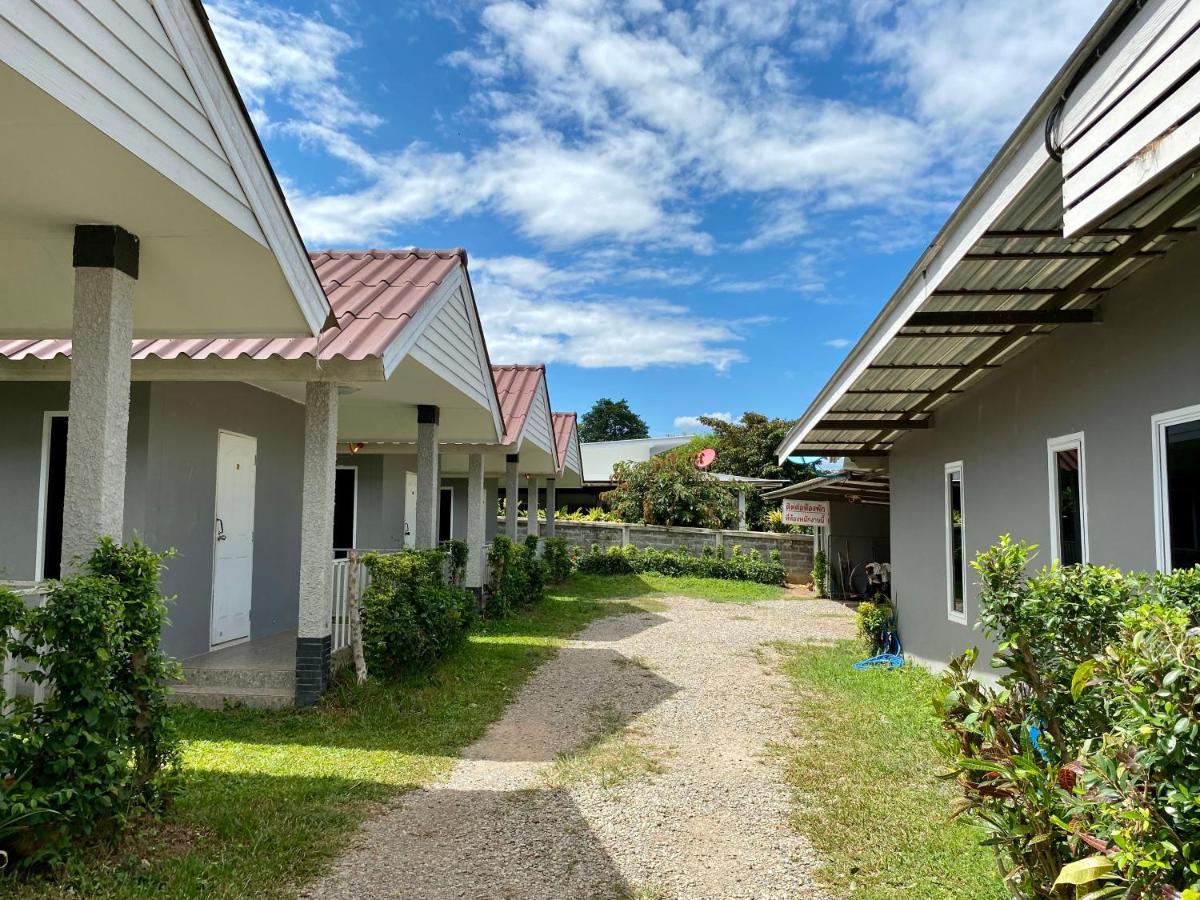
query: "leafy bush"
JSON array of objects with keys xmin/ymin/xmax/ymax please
[
  {"xmin": 360, "ymin": 549, "xmax": 474, "ymax": 677},
  {"xmin": 485, "ymin": 536, "xmax": 547, "ymax": 618},
  {"xmin": 542, "ymin": 537, "xmax": 572, "ymax": 583},
  {"xmin": 572, "ymin": 543, "xmax": 785, "ymax": 585},
  {"xmin": 603, "ymin": 453, "xmax": 738, "ymax": 529},
  {"xmin": 934, "ymin": 536, "xmax": 1200, "ymax": 898},
  {"xmin": 0, "ymin": 539, "xmax": 180, "ymax": 869},
  {"xmin": 1064, "ymin": 601, "xmax": 1200, "ymax": 896},
  {"xmin": 855, "ymin": 600, "xmax": 893, "ymax": 653},
  {"xmin": 812, "ymin": 550, "xmax": 828, "ymax": 597}
]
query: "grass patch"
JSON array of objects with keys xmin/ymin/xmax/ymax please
[
  {"xmin": 9, "ymin": 581, "xmax": 653, "ymax": 899},
  {"xmin": 775, "ymin": 641, "xmax": 1006, "ymax": 900},
  {"xmin": 558, "ymin": 572, "xmax": 790, "ymax": 605},
  {"xmin": 545, "ymin": 702, "xmax": 669, "ymax": 790}
]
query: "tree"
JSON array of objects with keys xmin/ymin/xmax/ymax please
[
  {"xmin": 603, "ymin": 453, "xmax": 737, "ymax": 529},
  {"xmin": 578, "ymin": 398, "xmax": 649, "ymax": 442},
  {"xmin": 673, "ymin": 412, "xmax": 820, "ymax": 530}
]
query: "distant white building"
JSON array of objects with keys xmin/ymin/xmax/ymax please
[{"xmin": 581, "ymin": 435, "xmax": 696, "ymax": 484}]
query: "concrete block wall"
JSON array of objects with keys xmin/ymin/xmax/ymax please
[{"xmin": 504, "ymin": 518, "xmax": 814, "ymax": 583}]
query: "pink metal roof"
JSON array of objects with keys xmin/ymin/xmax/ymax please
[
  {"xmin": 552, "ymin": 412, "xmax": 577, "ymax": 472},
  {"xmin": 0, "ymin": 250, "xmax": 465, "ymax": 365},
  {"xmin": 492, "ymin": 364, "xmax": 545, "ymax": 445}
]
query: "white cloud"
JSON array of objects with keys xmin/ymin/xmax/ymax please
[
  {"xmin": 473, "ymin": 258, "xmax": 752, "ymax": 370},
  {"xmin": 205, "ymin": 0, "xmax": 379, "ymax": 138},
  {"xmin": 854, "ymin": 0, "xmax": 1107, "ymax": 164},
  {"xmin": 824, "ymin": 338, "xmax": 851, "ymax": 348},
  {"xmin": 209, "ymin": 0, "xmax": 1110, "ymax": 265},
  {"xmin": 673, "ymin": 411, "xmax": 734, "ymax": 429}
]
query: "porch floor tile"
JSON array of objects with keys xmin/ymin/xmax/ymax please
[{"xmin": 182, "ymin": 629, "xmax": 296, "ymax": 671}]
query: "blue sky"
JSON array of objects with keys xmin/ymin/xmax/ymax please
[{"xmin": 207, "ymin": 0, "xmax": 1105, "ymax": 434}]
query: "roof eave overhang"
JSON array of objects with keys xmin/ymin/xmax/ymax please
[
  {"xmin": 775, "ymin": 0, "xmax": 1136, "ymax": 464},
  {"xmin": 168, "ymin": 0, "xmax": 332, "ymax": 337}
]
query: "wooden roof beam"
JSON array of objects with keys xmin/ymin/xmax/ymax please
[
  {"xmin": 982, "ymin": 227, "xmax": 1194, "ymax": 239},
  {"xmin": 792, "ymin": 448, "xmax": 892, "ymax": 457},
  {"xmin": 930, "ymin": 287, "xmax": 1105, "ymax": 297},
  {"xmin": 813, "ymin": 418, "xmax": 931, "ymax": 431},
  {"xmin": 962, "ymin": 249, "xmax": 1164, "ymax": 261},
  {"xmin": 906, "ymin": 309, "xmax": 1098, "ymax": 327}
]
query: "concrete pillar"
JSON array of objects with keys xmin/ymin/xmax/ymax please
[
  {"xmin": 60, "ymin": 225, "xmax": 138, "ymax": 573},
  {"xmin": 527, "ymin": 477, "xmax": 541, "ymax": 540},
  {"xmin": 466, "ymin": 453, "xmax": 487, "ymax": 596},
  {"xmin": 415, "ymin": 405, "xmax": 440, "ymax": 549},
  {"xmin": 505, "ymin": 453, "xmax": 520, "ymax": 540},
  {"xmin": 738, "ymin": 489, "xmax": 748, "ymax": 531},
  {"xmin": 296, "ymin": 381, "xmax": 339, "ymax": 706},
  {"xmin": 545, "ymin": 479, "xmax": 556, "ymax": 538}
]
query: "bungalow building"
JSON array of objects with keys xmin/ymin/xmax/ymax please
[
  {"xmin": 777, "ymin": 0, "xmax": 1200, "ymax": 670},
  {"xmin": 0, "ymin": 0, "xmax": 330, "ymax": 592},
  {"xmin": 0, "ymin": 248, "xmax": 504, "ymax": 706}
]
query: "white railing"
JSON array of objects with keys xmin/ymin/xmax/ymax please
[
  {"xmin": 330, "ymin": 556, "xmax": 371, "ymax": 654},
  {"xmin": 2, "ymin": 586, "xmax": 49, "ymax": 713}
]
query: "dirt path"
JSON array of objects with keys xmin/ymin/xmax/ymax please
[{"xmin": 302, "ymin": 595, "xmax": 855, "ymax": 899}]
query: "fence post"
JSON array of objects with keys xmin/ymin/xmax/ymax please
[{"xmin": 348, "ymin": 550, "xmax": 368, "ymax": 685}]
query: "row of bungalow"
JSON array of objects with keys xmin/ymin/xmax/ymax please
[
  {"xmin": 776, "ymin": 0, "xmax": 1200, "ymax": 670},
  {"xmin": 0, "ymin": 2, "xmax": 581, "ymax": 706}
]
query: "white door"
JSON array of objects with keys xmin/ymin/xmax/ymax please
[
  {"xmin": 404, "ymin": 471, "xmax": 417, "ymax": 549},
  {"xmin": 211, "ymin": 431, "xmax": 257, "ymax": 647}
]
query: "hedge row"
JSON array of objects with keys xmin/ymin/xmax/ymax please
[{"xmin": 571, "ymin": 542, "xmax": 786, "ymax": 585}]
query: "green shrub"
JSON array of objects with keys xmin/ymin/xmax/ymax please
[
  {"xmin": 0, "ymin": 539, "xmax": 180, "ymax": 869},
  {"xmin": 360, "ymin": 549, "xmax": 473, "ymax": 677},
  {"xmin": 572, "ymin": 543, "xmax": 785, "ymax": 585},
  {"xmin": 485, "ymin": 536, "xmax": 547, "ymax": 618},
  {"xmin": 934, "ymin": 536, "xmax": 1200, "ymax": 899},
  {"xmin": 542, "ymin": 537, "xmax": 572, "ymax": 583},
  {"xmin": 855, "ymin": 600, "xmax": 892, "ymax": 653},
  {"xmin": 812, "ymin": 550, "xmax": 828, "ymax": 597},
  {"xmin": 1065, "ymin": 601, "xmax": 1200, "ymax": 896},
  {"xmin": 603, "ymin": 453, "xmax": 738, "ymax": 528}
]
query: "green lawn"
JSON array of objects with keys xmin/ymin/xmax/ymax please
[
  {"xmin": 9, "ymin": 573, "xmax": 771, "ymax": 899},
  {"xmin": 775, "ymin": 641, "xmax": 1007, "ymax": 900},
  {"xmin": 558, "ymin": 572, "xmax": 791, "ymax": 604}
]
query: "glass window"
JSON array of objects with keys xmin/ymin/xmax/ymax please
[
  {"xmin": 1165, "ymin": 418, "xmax": 1200, "ymax": 570},
  {"xmin": 946, "ymin": 463, "xmax": 965, "ymax": 621},
  {"xmin": 1048, "ymin": 435, "xmax": 1087, "ymax": 566}
]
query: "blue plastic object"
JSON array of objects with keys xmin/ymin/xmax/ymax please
[{"xmin": 853, "ymin": 628, "xmax": 904, "ymax": 670}]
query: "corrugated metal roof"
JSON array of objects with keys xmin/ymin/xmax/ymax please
[
  {"xmin": 764, "ymin": 471, "xmax": 890, "ymax": 505},
  {"xmin": 552, "ymin": 412, "xmax": 577, "ymax": 473},
  {"xmin": 0, "ymin": 249, "xmax": 464, "ymax": 364},
  {"xmin": 787, "ymin": 166, "xmax": 1200, "ymax": 458},
  {"xmin": 492, "ymin": 364, "xmax": 545, "ymax": 445}
]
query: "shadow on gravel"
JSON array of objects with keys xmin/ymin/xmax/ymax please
[
  {"xmin": 300, "ymin": 787, "xmax": 634, "ymax": 900},
  {"xmin": 461, "ymin": 645, "xmax": 679, "ymax": 764}
]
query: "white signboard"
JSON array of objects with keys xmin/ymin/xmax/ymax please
[{"xmin": 782, "ymin": 499, "xmax": 829, "ymax": 528}]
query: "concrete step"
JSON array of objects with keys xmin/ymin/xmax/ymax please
[
  {"xmin": 175, "ymin": 666, "xmax": 295, "ymax": 692},
  {"xmin": 168, "ymin": 681, "xmax": 294, "ymax": 710}
]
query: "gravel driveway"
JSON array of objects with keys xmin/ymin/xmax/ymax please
[{"xmin": 301, "ymin": 594, "xmax": 854, "ymax": 899}]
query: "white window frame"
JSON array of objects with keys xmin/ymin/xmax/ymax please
[
  {"xmin": 945, "ymin": 460, "xmax": 967, "ymax": 625},
  {"xmin": 1046, "ymin": 432, "xmax": 1089, "ymax": 565},
  {"xmin": 34, "ymin": 411, "xmax": 69, "ymax": 582},
  {"xmin": 1151, "ymin": 402, "xmax": 1200, "ymax": 571},
  {"xmin": 335, "ymin": 464, "xmax": 359, "ymax": 554}
]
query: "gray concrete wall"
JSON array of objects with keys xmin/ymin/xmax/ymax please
[
  {"xmin": 888, "ymin": 233, "xmax": 1200, "ymax": 670},
  {"xmin": 0, "ymin": 382, "xmax": 147, "ymax": 581},
  {"xmin": 141, "ymin": 383, "xmax": 305, "ymax": 660},
  {"xmin": 0, "ymin": 381, "xmax": 306, "ymax": 661},
  {"xmin": 506, "ymin": 518, "xmax": 814, "ymax": 582}
]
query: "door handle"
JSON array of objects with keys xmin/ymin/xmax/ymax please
[{"xmin": 216, "ymin": 517, "xmax": 227, "ymax": 541}]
